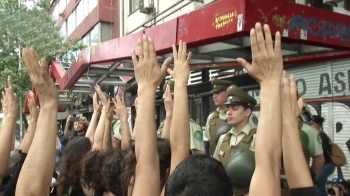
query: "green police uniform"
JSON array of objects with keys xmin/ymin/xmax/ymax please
[
  {"xmin": 213, "ymin": 85, "xmax": 257, "ymax": 196},
  {"xmin": 204, "ymin": 78, "xmax": 234, "ymax": 155},
  {"xmin": 157, "ymin": 119, "xmax": 206, "ymax": 154},
  {"xmin": 280, "ymin": 121, "xmax": 323, "ymax": 196}
]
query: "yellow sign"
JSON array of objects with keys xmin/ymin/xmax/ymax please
[{"xmin": 215, "ymin": 12, "xmax": 235, "ymax": 30}]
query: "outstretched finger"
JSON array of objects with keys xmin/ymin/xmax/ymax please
[
  {"xmin": 142, "ymin": 35, "xmax": 149, "ymax": 60},
  {"xmin": 7, "ymin": 76, "xmax": 13, "ymax": 89},
  {"xmin": 131, "ymin": 49, "xmax": 138, "ymax": 67},
  {"xmin": 148, "ymin": 37, "xmax": 157, "ymax": 60},
  {"xmin": 182, "ymin": 42, "xmax": 187, "ymax": 59},
  {"xmin": 255, "ymin": 23, "xmax": 267, "ymax": 55},
  {"xmin": 172, "ymin": 44, "xmax": 178, "ymax": 60},
  {"xmin": 186, "ymin": 52, "xmax": 193, "ymax": 64},
  {"xmin": 237, "ymin": 58, "xmax": 252, "ymax": 72},
  {"xmin": 263, "ymin": 24, "xmax": 274, "ymax": 55},
  {"xmin": 137, "ymin": 38, "xmax": 143, "ymax": 61},
  {"xmin": 274, "ymin": 31, "xmax": 282, "ymax": 56},
  {"xmin": 161, "ymin": 57, "xmax": 172, "ymax": 78},
  {"xmin": 165, "ymin": 84, "xmax": 171, "ymax": 99},
  {"xmin": 289, "ymin": 75, "xmax": 297, "ymax": 100},
  {"xmin": 297, "ymin": 98, "xmax": 304, "ymax": 113},
  {"xmin": 40, "ymin": 59, "xmax": 50, "ymax": 81},
  {"xmin": 112, "ymin": 98, "xmax": 118, "ymax": 108},
  {"xmin": 250, "ymin": 29, "xmax": 259, "ymax": 58}
]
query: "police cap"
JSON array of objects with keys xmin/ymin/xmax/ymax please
[
  {"xmin": 224, "ymin": 85, "xmax": 257, "ymax": 108},
  {"xmin": 210, "ymin": 78, "xmax": 234, "ymax": 93}
]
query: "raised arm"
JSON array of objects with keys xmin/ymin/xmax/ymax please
[
  {"xmin": 282, "ymin": 73, "xmax": 314, "ymax": 190},
  {"xmin": 131, "ymin": 35, "xmax": 172, "ymax": 196},
  {"xmin": 113, "ymin": 95, "xmax": 131, "ymax": 150},
  {"xmin": 237, "ymin": 23, "xmax": 283, "ymax": 196},
  {"xmin": 85, "ymin": 92, "xmax": 102, "ymax": 144},
  {"xmin": 17, "ymin": 48, "xmax": 59, "ymax": 196},
  {"xmin": 92, "ymin": 85, "xmax": 108, "ymax": 150},
  {"xmin": 0, "ymin": 77, "xmax": 18, "ymax": 184},
  {"xmin": 102, "ymin": 99, "xmax": 113, "ymax": 151},
  {"xmin": 20, "ymin": 93, "xmax": 39, "ymax": 153},
  {"xmin": 160, "ymin": 86, "xmax": 173, "ymax": 140}
]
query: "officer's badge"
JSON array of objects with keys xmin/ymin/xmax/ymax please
[
  {"xmin": 317, "ymin": 134, "xmax": 322, "ymax": 144},
  {"xmin": 194, "ymin": 131, "xmax": 203, "ymax": 141}
]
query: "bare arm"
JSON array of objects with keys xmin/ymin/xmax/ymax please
[
  {"xmin": 21, "ymin": 96, "xmax": 39, "ymax": 153},
  {"xmin": 161, "ymin": 87, "xmax": 173, "ymax": 139},
  {"xmin": 85, "ymin": 92, "xmax": 101, "ymax": 144},
  {"xmin": 311, "ymin": 155, "xmax": 324, "ymax": 175},
  {"xmin": 132, "ymin": 35, "xmax": 171, "ymax": 196},
  {"xmin": 92, "ymin": 85, "xmax": 108, "ymax": 150},
  {"xmin": 113, "ymin": 96, "xmax": 131, "ymax": 150},
  {"xmin": 282, "ymin": 74, "xmax": 314, "ymax": 188},
  {"xmin": 63, "ymin": 115, "xmax": 71, "ymax": 139},
  {"xmin": 160, "ymin": 115, "xmax": 172, "ymax": 139},
  {"xmin": 102, "ymin": 103, "xmax": 113, "ymax": 151},
  {"xmin": 16, "ymin": 51, "xmax": 58, "ymax": 196},
  {"xmin": 0, "ymin": 77, "xmax": 18, "ymax": 184},
  {"xmin": 238, "ymin": 23, "xmax": 283, "ymax": 196}
]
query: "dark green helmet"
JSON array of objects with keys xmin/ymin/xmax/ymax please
[
  {"xmin": 215, "ymin": 123, "xmax": 233, "ymax": 144},
  {"xmin": 225, "ymin": 149, "xmax": 255, "ymax": 188}
]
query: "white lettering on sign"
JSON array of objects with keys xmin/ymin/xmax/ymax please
[{"xmin": 248, "ymin": 66, "xmax": 350, "ymax": 103}]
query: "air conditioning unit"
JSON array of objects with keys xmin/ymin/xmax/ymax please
[{"xmin": 139, "ymin": 0, "xmax": 154, "ymax": 14}]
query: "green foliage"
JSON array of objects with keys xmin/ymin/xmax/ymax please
[{"xmin": 0, "ymin": 0, "xmax": 85, "ymax": 108}]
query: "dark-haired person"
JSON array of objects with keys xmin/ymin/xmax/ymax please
[{"xmin": 312, "ymin": 115, "xmax": 335, "ymax": 196}]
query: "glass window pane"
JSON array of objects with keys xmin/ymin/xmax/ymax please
[
  {"xmin": 52, "ymin": 4, "xmax": 59, "ymax": 22},
  {"xmin": 130, "ymin": 0, "xmax": 140, "ymax": 14},
  {"xmin": 100, "ymin": 23, "xmax": 113, "ymax": 42},
  {"xmin": 67, "ymin": 11, "xmax": 76, "ymax": 36},
  {"xmin": 76, "ymin": 2, "xmax": 84, "ymax": 26},
  {"xmin": 90, "ymin": 23, "xmax": 100, "ymax": 46},
  {"xmin": 60, "ymin": 21, "xmax": 67, "ymax": 38},
  {"xmin": 88, "ymin": 0, "xmax": 98, "ymax": 13}
]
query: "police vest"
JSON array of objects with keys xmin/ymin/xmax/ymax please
[
  {"xmin": 218, "ymin": 128, "xmax": 257, "ymax": 196},
  {"xmin": 208, "ymin": 110, "xmax": 226, "ymax": 155}
]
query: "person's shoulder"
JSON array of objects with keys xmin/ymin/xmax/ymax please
[{"xmin": 301, "ymin": 123, "xmax": 318, "ymax": 134}]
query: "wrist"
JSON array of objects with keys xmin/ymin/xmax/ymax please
[{"xmin": 137, "ymin": 86, "xmax": 157, "ymax": 95}]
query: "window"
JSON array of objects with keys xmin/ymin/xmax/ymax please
[
  {"xmin": 129, "ymin": 0, "xmax": 140, "ymax": 14},
  {"xmin": 90, "ymin": 23, "xmax": 100, "ymax": 46},
  {"xmin": 52, "ymin": 3, "xmax": 59, "ymax": 22},
  {"xmin": 100, "ymin": 23, "xmax": 114, "ymax": 42},
  {"xmin": 76, "ymin": 2, "xmax": 84, "ymax": 26},
  {"xmin": 88, "ymin": 0, "xmax": 98, "ymax": 13},
  {"xmin": 67, "ymin": 11, "xmax": 76, "ymax": 36},
  {"xmin": 60, "ymin": 21, "xmax": 67, "ymax": 38}
]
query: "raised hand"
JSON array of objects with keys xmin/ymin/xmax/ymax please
[
  {"xmin": 22, "ymin": 47, "xmax": 58, "ymax": 107},
  {"xmin": 2, "ymin": 76, "xmax": 18, "ymax": 118},
  {"xmin": 131, "ymin": 34, "xmax": 172, "ymax": 90},
  {"xmin": 164, "ymin": 84, "xmax": 173, "ymax": 114},
  {"xmin": 95, "ymin": 85, "xmax": 108, "ymax": 106},
  {"xmin": 105, "ymin": 99, "xmax": 114, "ymax": 121},
  {"xmin": 93, "ymin": 92, "xmax": 102, "ymax": 113},
  {"xmin": 27, "ymin": 92, "xmax": 39, "ymax": 120},
  {"xmin": 281, "ymin": 71, "xmax": 304, "ymax": 119},
  {"xmin": 237, "ymin": 23, "xmax": 283, "ymax": 85},
  {"xmin": 167, "ymin": 41, "xmax": 192, "ymax": 84},
  {"xmin": 113, "ymin": 95, "xmax": 128, "ymax": 122}
]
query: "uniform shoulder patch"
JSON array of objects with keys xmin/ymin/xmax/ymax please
[
  {"xmin": 317, "ymin": 134, "xmax": 322, "ymax": 144},
  {"xmin": 252, "ymin": 116, "xmax": 259, "ymax": 125},
  {"xmin": 194, "ymin": 131, "xmax": 203, "ymax": 141}
]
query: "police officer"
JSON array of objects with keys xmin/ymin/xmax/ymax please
[
  {"xmin": 204, "ymin": 78, "xmax": 234, "ymax": 155},
  {"xmin": 213, "ymin": 85, "xmax": 257, "ymax": 196},
  {"xmin": 157, "ymin": 80, "xmax": 206, "ymax": 155}
]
